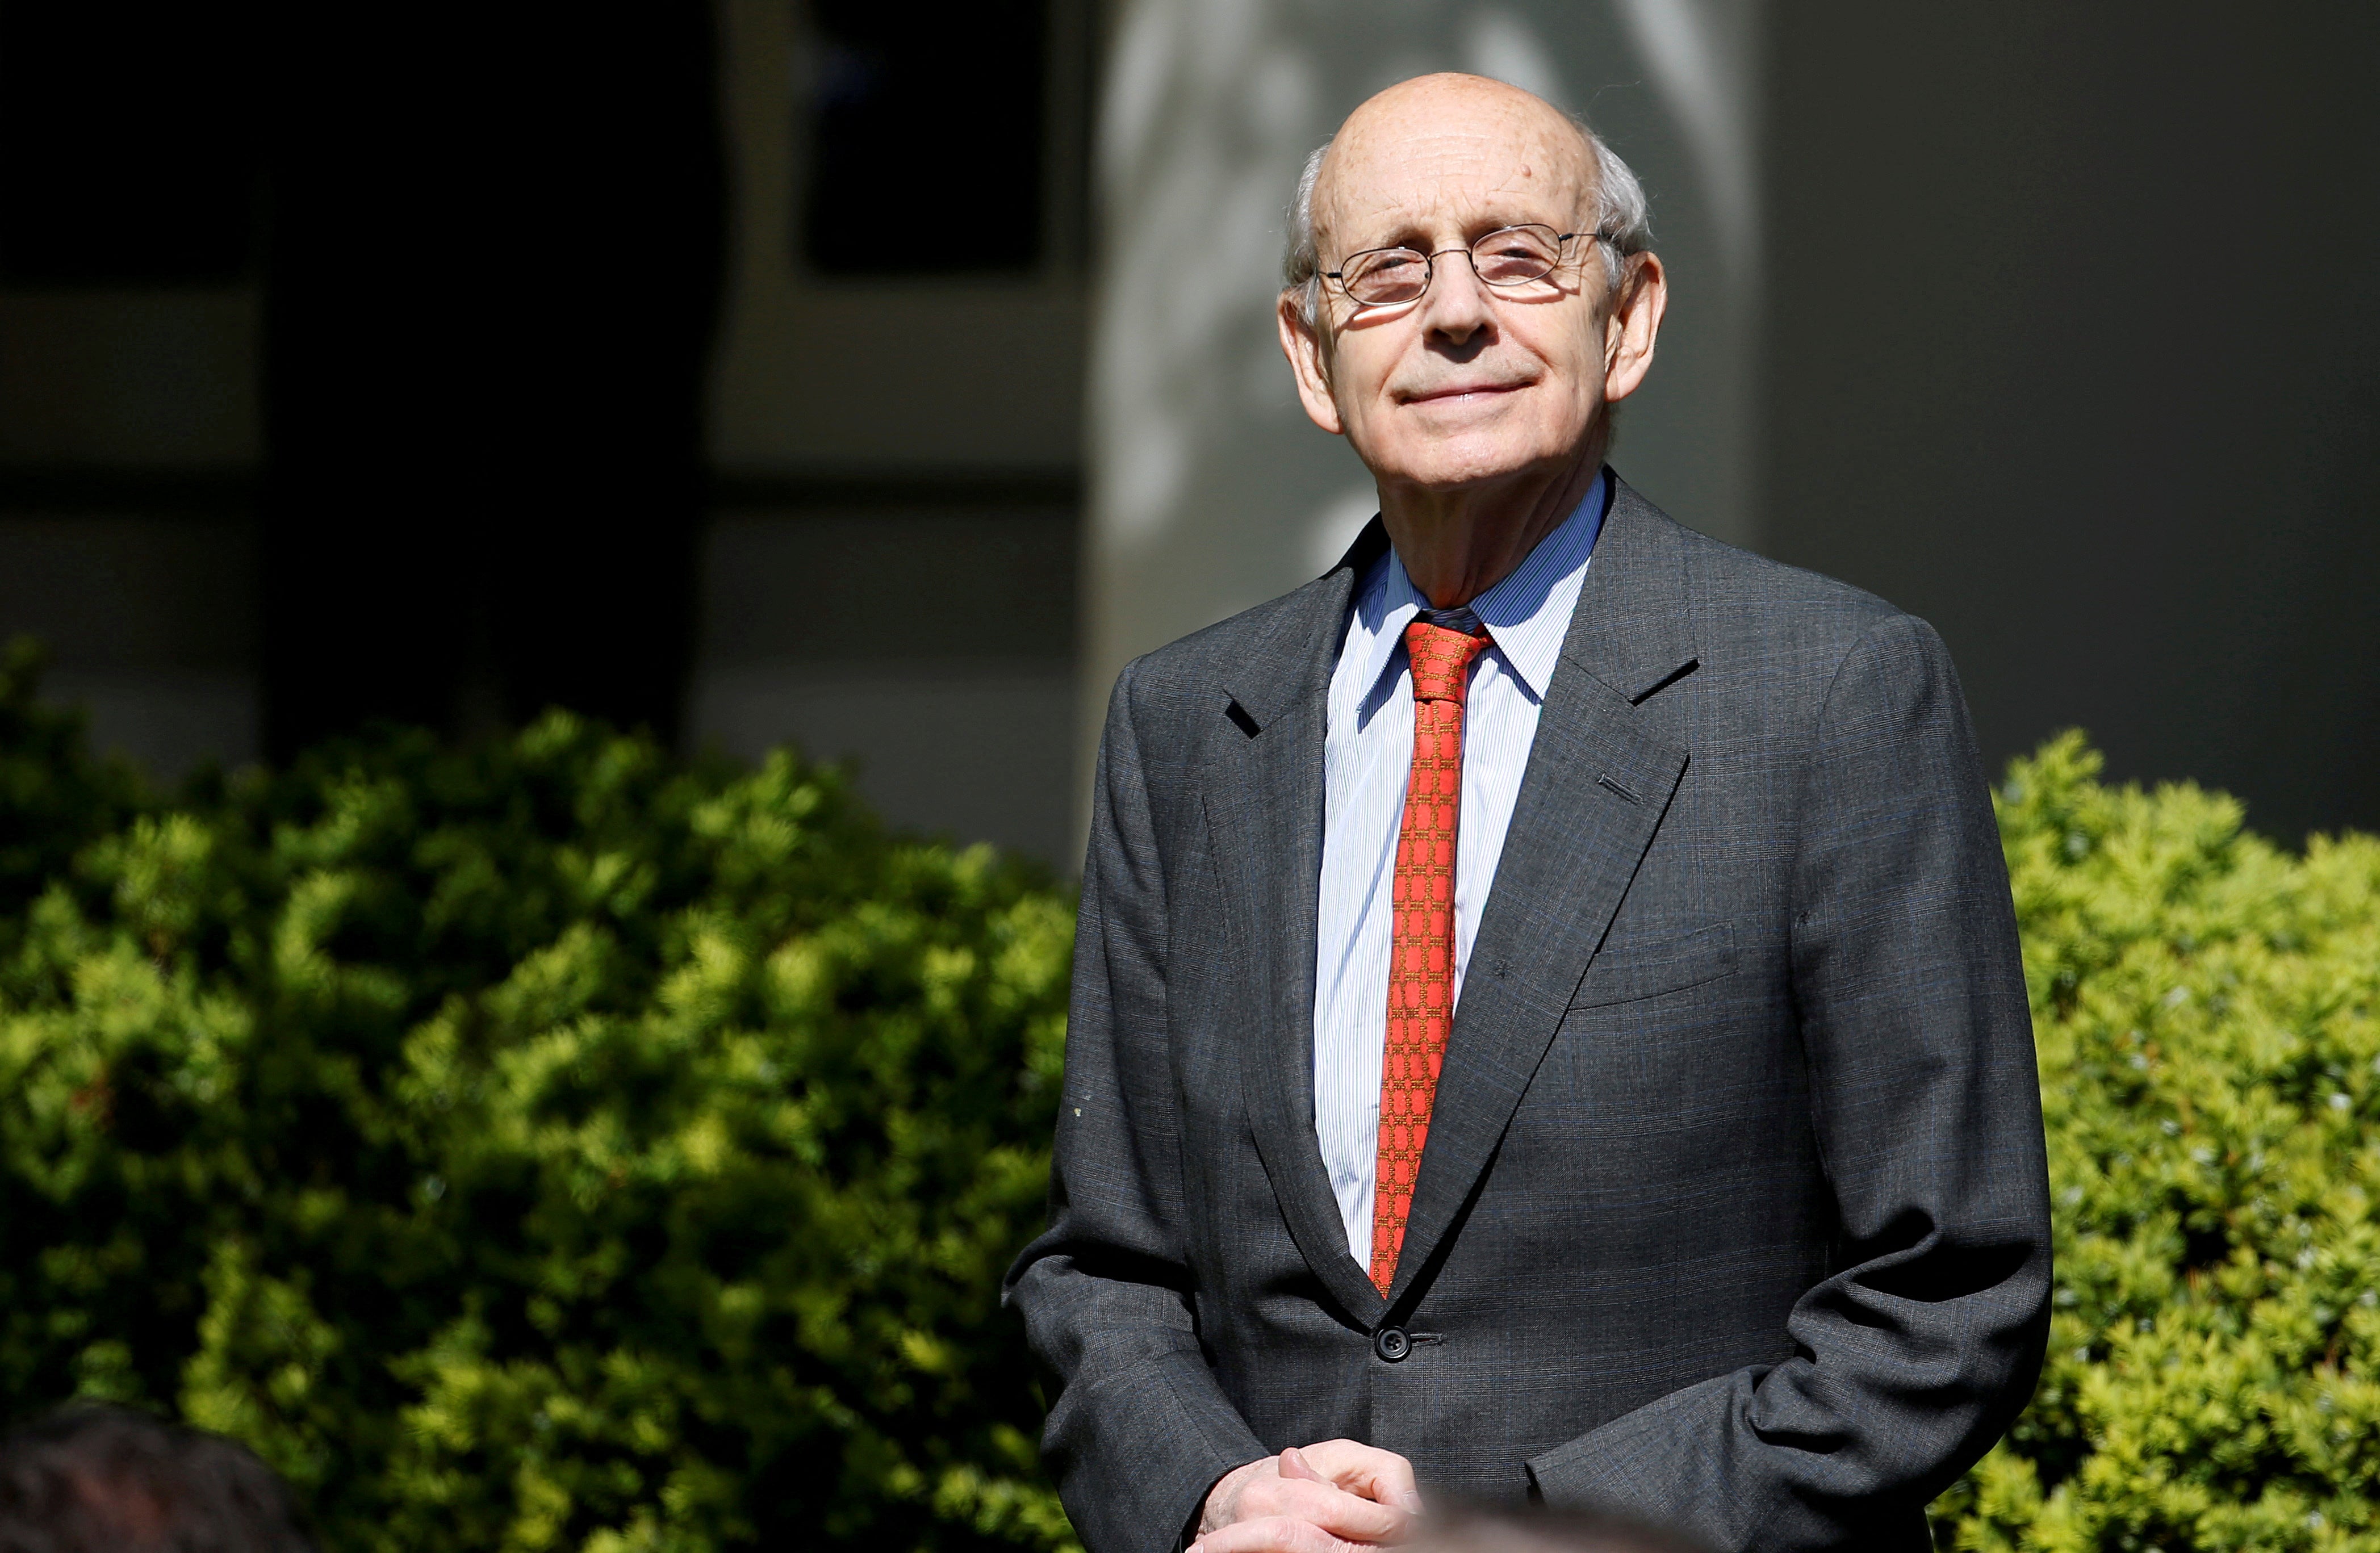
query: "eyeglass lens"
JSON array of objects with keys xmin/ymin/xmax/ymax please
[{"xmin": 1339, "ymin": 225, "xmax": 1566, "ymax": 306}]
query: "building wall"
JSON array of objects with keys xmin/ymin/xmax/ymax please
[
  {"xmin": 689, "ymin": 0, "xmax": 1096, "ymax": 870},
  {"xmin": 691, "ymin": 487, "xmax": 1078, "ymax": 865},
  {"xmin": 0, "ymin": 289, "xmax": 263, "ymax": 777},
  {"xmin": 708, "ymin": 0, "xmax": 1090, "ymax": 476},
  {"xmin": 5, "ymin": 3, "xmax": 2370, "ymax": 865},
  {"xmin": 0, "ymin": 0, "xmax": 1102, "ymax": 870},
  {"xmin": 1759, "ymin": 3, "xmax": 2380, "ymax": 843}
]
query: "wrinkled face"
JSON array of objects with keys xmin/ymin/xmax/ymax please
[{"xmin": 1292, "ymin": 78, "xmax": 1612, "ymax": 493}]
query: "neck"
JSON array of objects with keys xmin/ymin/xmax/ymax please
[{"xmin": 1376, "ymin": 445, "xmax": 1603, "ymax": 610}]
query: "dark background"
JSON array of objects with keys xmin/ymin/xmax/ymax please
[
  {"xmin": 0, "ymin": 0, "xmax": 2373, "ymax": 856},
  {"xmin": 2, "ymin": 1, "xmax": 729, "ymax": 751},
  {"xmin": 0, "ymin": 0, "xmax": 1072, "ymax": 780},
  {"xmin": 1763, "ymin": 3, "xmax": 2380, "ymax": 844}
]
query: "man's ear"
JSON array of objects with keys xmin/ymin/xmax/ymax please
[
  {"xmin": 1601, "ymin": 251, "xmax": 1668, "ymax": 407},
  {"xmin": 1277, "ymin": 290, "xmax": 1346, "ymax": 436}
]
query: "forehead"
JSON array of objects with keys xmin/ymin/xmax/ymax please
[{"xmin": 1317, "ymin": 90, "xmax": 1591, "ymax": 248}]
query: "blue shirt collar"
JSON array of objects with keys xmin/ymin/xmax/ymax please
[{"xmin": 1350, "ymin": 468, "xmax": 1607, "ymax": 706}]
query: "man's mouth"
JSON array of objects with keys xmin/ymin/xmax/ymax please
[{"xmin": 1399, "ymin": 380, "xmax": 1529, "ymax": 404}]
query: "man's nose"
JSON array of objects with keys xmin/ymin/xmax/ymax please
[{"xmin": 1418, "ymin": 250, "xmax": 1496, "ymax": 345}]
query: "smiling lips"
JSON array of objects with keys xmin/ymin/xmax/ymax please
[{"xmin": 1400, "ymin": 379, "xmax": 1531, "ymax": 404}]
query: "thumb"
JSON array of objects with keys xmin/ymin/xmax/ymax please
[{"xmin": 1278, "ymin": 1446, "xmax": 1329, "ymax": 1484}]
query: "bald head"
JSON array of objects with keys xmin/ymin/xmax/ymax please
[
  {"xmin": 1318, "ymin": 76, "xmax": 1595, "ymax": 278},
  {"xmin": 1283, "ymin": 75, "xmax": 1648, "ymax": 315}
]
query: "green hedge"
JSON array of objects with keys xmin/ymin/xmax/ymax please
[
  {"xmin": 1, "ymin": 639, "xmax": 2375, "ymax": 1552},
  {"xmin": 0, "ymin": 647, "xmax": 1076, "ymax": 1552},
  {"xmin": 1934, "ymin": 734, "xmax": 2380, "ymax": 1552}
]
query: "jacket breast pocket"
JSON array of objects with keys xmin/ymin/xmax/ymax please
[{"xmin": 1568, "ymin": 921, "xmax": 1739, "ymax": 1008}]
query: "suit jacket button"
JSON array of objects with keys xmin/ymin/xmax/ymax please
[{"xmin": 1374, "ymin": 1326, "xmax": 1411, "ymax": 1363}]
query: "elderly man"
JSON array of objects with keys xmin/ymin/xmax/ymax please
[{"xmin": 1007, "ymin": 74, "xmax": 2051, "ymax": 1553}]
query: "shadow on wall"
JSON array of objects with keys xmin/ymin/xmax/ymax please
[{"xmin": 687, "ymin": 499, "xmax": 1081, "ymax": 869}]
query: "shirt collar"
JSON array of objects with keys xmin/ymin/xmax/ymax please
[{"xmin": 1350, "ymin": 469, "xmax": 1607, "ymax": 705}]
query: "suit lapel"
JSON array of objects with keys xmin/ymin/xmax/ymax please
[
  {"xmin": 1386, "ymin": 480, "xmax": 1700, "ymax": 1306},
  {"xmin": 1207, "ymin": 522, "xmax": 1391, "ymax": 1326}
]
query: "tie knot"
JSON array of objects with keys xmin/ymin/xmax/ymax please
[{"xmin": 1404, "ymin": 618, "xmax": 1488, "ymax": 704}]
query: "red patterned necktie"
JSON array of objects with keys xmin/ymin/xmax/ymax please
[{"xmin": 1370, "ymin": 617, "xmax": 1491, "ymax": 1295}]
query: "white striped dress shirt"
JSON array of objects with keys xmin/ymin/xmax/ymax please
[{"xmin": 1312, "ymin": 472, "xmax": 1607, "ymax": 1265}]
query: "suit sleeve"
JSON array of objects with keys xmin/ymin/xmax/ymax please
[
  {"xmin": 1526, "ymin": 614, "xmax": 2053, "ymax": 1549},
  {"xmin": 1003, "ymin": 662, "xmax": 1268, "ymax": 1553}
]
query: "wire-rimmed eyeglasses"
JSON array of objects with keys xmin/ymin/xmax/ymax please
[{"xmin": 1325, "ymin": 224, "xmax": 1605, "ymax": 308}]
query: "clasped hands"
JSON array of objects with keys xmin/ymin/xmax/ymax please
[{"xmin": 1190, "ymin": 1441, "xmax": 1423, "ymax": 1553}]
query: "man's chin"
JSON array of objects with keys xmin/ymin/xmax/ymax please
[
  {"xmin": 1365, "ymin": 400, "xmax": 1583, "ymax": 483},
  {"xmin": 1371, "ymin": 439, "xmax": 1566, "ymax": 495}
]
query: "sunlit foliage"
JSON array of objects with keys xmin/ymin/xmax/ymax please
[
  {"xmin": 0, "ymin": 649, "xmax": 1076, "ymax": 1551},
  {"xmin": 1934, "ymin": 734, "xmax": 2380, "ymax": 1552}
]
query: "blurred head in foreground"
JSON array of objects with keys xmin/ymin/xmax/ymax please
[
  {"xmin": 0, "ymin": 1406, "xmax": 315, "ymax": 1553},
  {"xmin": 1416, "ymin": 1504, "xmax": 1713, "ymax": 1553}
]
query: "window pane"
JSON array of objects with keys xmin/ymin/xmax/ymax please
[
  {"xmin": 0, "ymin": 0, "xmax": 260, "ymax": 284},
  {"xmin": 801, "ymin": 0, "xmax": 1045, "ymax": 276}
]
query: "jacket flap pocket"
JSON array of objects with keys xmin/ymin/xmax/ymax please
[{"xmin": 1570, "ymin": 921, "xmax": 1738, "ymax": 1008}]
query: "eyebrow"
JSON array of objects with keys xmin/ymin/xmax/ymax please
[{"xmin": 1340, "ymin": 212, "xmax": 1574, "ymax": 253}]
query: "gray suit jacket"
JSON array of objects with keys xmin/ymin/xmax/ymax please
[{"xmin": 1006, "ymin": 477, "xmax": 2052, "ymax": 1553}]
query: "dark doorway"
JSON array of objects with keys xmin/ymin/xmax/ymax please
[
  {"xmin": 0, "ymin": 0, "xmax": 261, "ymax": 286},
  {"xmin": 258, "ymin": 5, "xmax": 726, "ymax": 754}
]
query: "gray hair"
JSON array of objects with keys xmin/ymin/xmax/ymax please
[{"xmin": 1281, "ymin": 115, "xmax": 1652, "ymax": 325}]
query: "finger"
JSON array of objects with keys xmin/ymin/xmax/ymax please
[
  {"xmin": 1292, "ymin": 1440, "xmax": 1425, "ymax": 1513},
  {"xmin": 1190, "ymin": 1514, "xmax": 1370, "ymax": 1553},
  {"xmin": 1239, "ymin": 1478, "xmax": 1407, "ymax": 1542},
  {"xmin": 1279, "ymin": 1446, "xmax": 1327, "ymax": 1483},
  {"xmin": 1202, "ymin": 1456, "xmax": 1272, "ymax": 1535}
]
